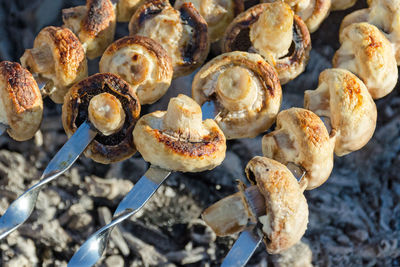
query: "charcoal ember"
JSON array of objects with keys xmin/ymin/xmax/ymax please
[
  {"xmin": 103, "ymin": 255, "xmax": 124, "ymax": 267},
  {"xmin": 84, "ymin": 175, "xmax": 133, "ymax": 201},
  {"xmin": 271, "ymin": 240, "xmax": 313, "ymax": 267}
]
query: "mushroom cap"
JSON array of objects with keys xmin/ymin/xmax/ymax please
[
  {"xmin": 62, "ymin": 73, "xmax": 140, "ymax": 164},
  {"xmin": 62, "ymin": 0, "xmax": 116, "ymax": 59},
  {"xmin": 129, "ymin": 0, "xmax": 209, "ymax": 78},
  {"xmin": 133, "ymin": 94, "xmax": 226, "ymax": 172},
  {"xmin": 341, "ymin": 0, "xmax": 400, "ymax": 65},
  {"xmin": 222, "ymin": 3, "xmax": 311, "ymax": 84},
  {"xmin": 100, "ymin": 35, "xmax": 173, "ymax": 105},
  {"xmin": 332, "ymin": 22, "xmax": 398, "ymax": 99},
  {"xmin": 245, "ymin": 156, "xmax": 308, "ymax": 254},
  {"xmin": 331, "ymin": 0, "xmax": 357, "ymax": 10},
  {"xmin": 262, "ymin": 108, "xmax": 335, "ymax": 190},
  {"xmin": 114, "ymin": 0, "xmax": 147, "ymax": 22},
  {"xmin": 174, "ymin": 0, "xmax": 244, "ymax": 42},
  {"xmin": 261, "ymin": 0, "xmax": 331, "ymax": 33},
  {"xmin": 0, "ymin": 62, "xmax": 43, "ymax": 141},
  {"xmin": 20, "ymin": 26, "xmax": 88, "ymax": 104},
  {"xmin": 192, "ymin": 51, "xmax": 282, "ymax": 139},
  {"xmin": 304, "ymin": 68, "xmax": 377, "ymax": 156}
]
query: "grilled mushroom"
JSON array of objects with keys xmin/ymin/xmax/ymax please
[
  {"xmin": 62, "ymin": 0, "xmax": 116, "ymax": 59},
  {"xmin": 331, "ymin": 0, "xmax": 357, "ymax": 11},
  {"xmin": 99, "ymin": 36, "xmax": 173, "ymax": 105},
  {"xmin": 202, "ymin": 156, "xmax": 309, "ymax": 254},
  {"xmin": 261, "ymin": 0, "xmax": 331, "ymax": 33},
  {"xmin": 20, "ymin": 26, "xmax": 87, "ymax": 104},
  {"xmin": 0, "ymin": 61, "xmax": 43, "ymax": 141},
  {"xmin": 129, "ymin": 0, "xmax": 209, "ymax": 78},
  {"xmin": 304, "ymin": 68, "xmax": 377, "ymax": 156},
  {"xmin": 62, "ymin": 73, "xmax": 140, "ymax": 164},
  {"xmin": 113, "ymin": 0, "xmax": 147, "ymax": 22},
  {"xmin": 262, "ymin": 108, "xmax": 335, "ymax": 190},
  {"xmin": 222, "ymin": 2, "xmax": 311, "ymax": 84},
  {"xmin": 133, "ymin": 94, "xmax": 226, "ymax": 172},
  {"xmin": 333, "ymin": 22, "xmax": 398, "ymax": 99},
  {"xmin": 341, "ymin": 0, "xmax": 400, "ymax": 65},
  {"xmin": 174, "ymin": 0, "xmax": 244, "ymax": 42},
  {"xmin": 192, "ymin": 51, "xmax": 282, "ymax": 139}
]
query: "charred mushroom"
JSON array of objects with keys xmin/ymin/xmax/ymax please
[
  {"xmin": 99, "ymin": 36, "xmax": 173, "ymax": 105},
  {"xmin": 333, "ymin": 22, "xmax": 398, "ymax": 99},
  {"xmin": 192, "ymin": 51, "xmax": 282, "ymax": 139},
  {"xmin": 62, "ymin": 0, "xmax": 116, "ymax": 59},
  {"xmin": 261, "ymin": 0, "xmax": 331, "ymax": 33},
  {"xmin": 222, "ymin": 2, "xmax": 311, "ymax": 84},
  {"xmin": 133, "ymin": 94, "xmax": 226, "ymax": 172},
  {"xmin": 113, "ymin": 0, "xmax": 147, "ymax": 22},
  {"xmin": 0, "ymin": 61, "xmax": 43, "ymax": 141},
  {"xmin": 20, "ymin": 26, "xmax": 88, "ymax": 104},
  {"xmin": 262, "ymin": 108, "xmax": 335, "ymax": 190},
  {"xmin": 304, "ymin": 68, "xmax": 377, "ymax": 156},
  {"xmin": 341, "ymin": 0, "xmax": 400, "ymax": 65},
  {"xmin": 202, "ymin": 156, "xmax": 309, "ymax": 254},
  {"xmin": 174, "ymin": 0, "xmax": 244, "ymax": 42},
  {"xmin": 129, "ymin": 0, "xmax": 209, "ymax": 78},
  {"xmin": 62, "ymin": 73, "xmax": 140, "ymax": 164}
]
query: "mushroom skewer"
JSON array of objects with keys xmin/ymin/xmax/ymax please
[
  {"xmin": 68, "ymin": 94, "xmax": 227, "ymax": 267},
  {"xmin": 0, "ymin": 73, "xmax": 140, "ymax": 239}
]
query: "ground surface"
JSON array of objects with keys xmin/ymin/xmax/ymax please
[{"xmin": 0, "ymin": 0, "xmax": 399, "ymax": 266}]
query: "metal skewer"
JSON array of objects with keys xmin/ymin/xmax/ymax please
[
  {"xmin": 0, "ymin": 121, "xmax": 97, "ymax": 239},
  {"xmin": 68, "ymin": 102, "xmax": 218, "ymax": 267}
]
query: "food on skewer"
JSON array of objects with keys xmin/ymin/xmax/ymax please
[
  {"xmin": 331, "ymin": 0, "xmax": 357, "ymax": 11},
  {"xmin": 174, "ymin": 0, "xmax": 245, "ymax": 42},
  {"xmin": 62, "ymin": 0, "xmax": 116, "ymax": 59},
  {"xmin": 129, "ymin": 0, "xmax": 209, "ymax": 78},
  {"xmin": 262, "ymin": 108, "xmax": 335, "ymax": 190},
  {"xmin": 20, "ymin": 26, "xmax": 88, "ymax": 104},
  {"xmin": 0, "ymin": 61, "xmax": 43, "ymax": 141},
  {"xmin": 261, "ymin": 0, "xmax": 331, "ymax": 33},
  {"xmin": 133, "ymin": 94, "xmax": 226, "ymax": 172},
  {"xmin": 332, "ymin": 22, "xmax": 398, "ymax": 99},
  {"xmin": 62, "ymin": 72, "xmax": 140, "ymax": 164},
  {"xmin": 203, "ymin": 156, "xmax": 309, "ymax": 254},
  {"xmin": 222, "ymin": 2, "xmax": 311, "ymax": 84},
  {"xmin": 341, "ymin": 0, "xmax": 400, "ymax": 65},
  {"xmin": 113, "ymin": 0, "xmax": 147, "ymax": 22},
  {"xmin": 192, "ymin": 51, "xmax": 282, "ymax": 139},
  {"xmin": 100, "ymin": 35, "xmax": 173, "ymax": 105},
  {"xmin": 304, "ymin": 68, "xmax": 377, "ymax": 156}
]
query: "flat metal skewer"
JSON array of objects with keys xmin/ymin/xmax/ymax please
[{"xmin": 0, "ymin": 121, "xmax": 97, "ymax": 239}]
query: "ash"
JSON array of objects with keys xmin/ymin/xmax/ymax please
[{"xmin": 0, "ymin": 0, "xmax": 399, "ymax": 266}]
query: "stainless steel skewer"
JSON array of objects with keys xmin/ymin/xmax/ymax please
[
  {"xmin": 0, "ymin": 121, "xmax": 97, "ymax": 239},
  {"xmin": 68, "ymin": 102, "xmax": 218, "ymax": 267}
]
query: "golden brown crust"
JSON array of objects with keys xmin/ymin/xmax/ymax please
[
  {"xmin": 0, "ymin": 61, "xmax": 43, "ymax": 141},
  {"xmin": 100, "ymin": 35, "xmax": 173, "ymax": 104},
  {"xmin": 222, "ymin": 4, "xmax": 311, "ymax": 84},
  {"xmin": 62, "ymin": 0, "xmax": 116, "ymax": 59},
  {"xmin": 245, "ymin": 156, "xmax": 308, "ymax": 254},
  {"xmin": 20, "ymin": 26, "xmax": 88, "ymax": 104},
  {"xmin": 62, "ymin": 73, "xmax": 140, "ymax": 164},
  {"xmin": 262, "ymin": 108, "xmax": 335, "ymax": 190},
  {"xmin": 192, "ymin": 51, "xmax": 282, "ymax": 139},
  {"xmin": 129, "ymin": 0, "xmax": 210, "ymax": 78}
]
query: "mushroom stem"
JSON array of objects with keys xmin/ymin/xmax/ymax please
[
  {"xmin": 88, "ymin": 92, "xmax": 126, "ymax": 136},
  {"xmin": 202, "ymin": 185, "xmax": 265, "ymax": 236}
]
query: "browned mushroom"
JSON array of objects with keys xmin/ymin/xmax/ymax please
[
  {"xmin": 133, "ymin": 94, "xmax": 226, "ymax": 172},
  {"xmin": 304, "ymin": 68, "xmax": 377, "ymax": 156},
  {"xmin": 62, "ymin": 73, "xmax": 140, "ymax": 164},
  {"xmin": 262, "ymin": 108, "xmax": 335, "ymax": 190},
  {"xmin": 222, "ymin": 3, "xmax": 311, "ymax": 84},
  {"xmin": 0, "ymin": 61, "xmax": 43, "ymax": 141},
  {"xmin": 129, "ymin": 0, "xmax": 209, "ymax": 78},
  {"xmin": 20, "ymin": 26, "xmax": 88, "ymax": 104},
  {"xmin": 99, "ymin": 36, "xmax": 173, "ymax": 105},
  {"xmin": 331, "ymin": 0, "xmax": 357, "ymax": 11},
  {"xmin": 341, "ymin": 0, "xmax": 400, "ymax": 65},
  {"xmin": 62, "ymin": 0, "xmax": 116, "ymax": 59},
  {"xmin": 174, "ymin": 0, "xmax": 244, "ymax": 42},
  {"xmin": 202, "ymin": 156, "xmax": 309, "ymax": 254},
  {"xmin": 333, "ymin": 22, "xmax": 398, "ymax": 99},
  {"xmin": 192, "ymin": 51, "xmax": 282, "ymax": 139},
  {"xmin": 113, "ymin": 0, "xmax": 147, "ymax": 22}
]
